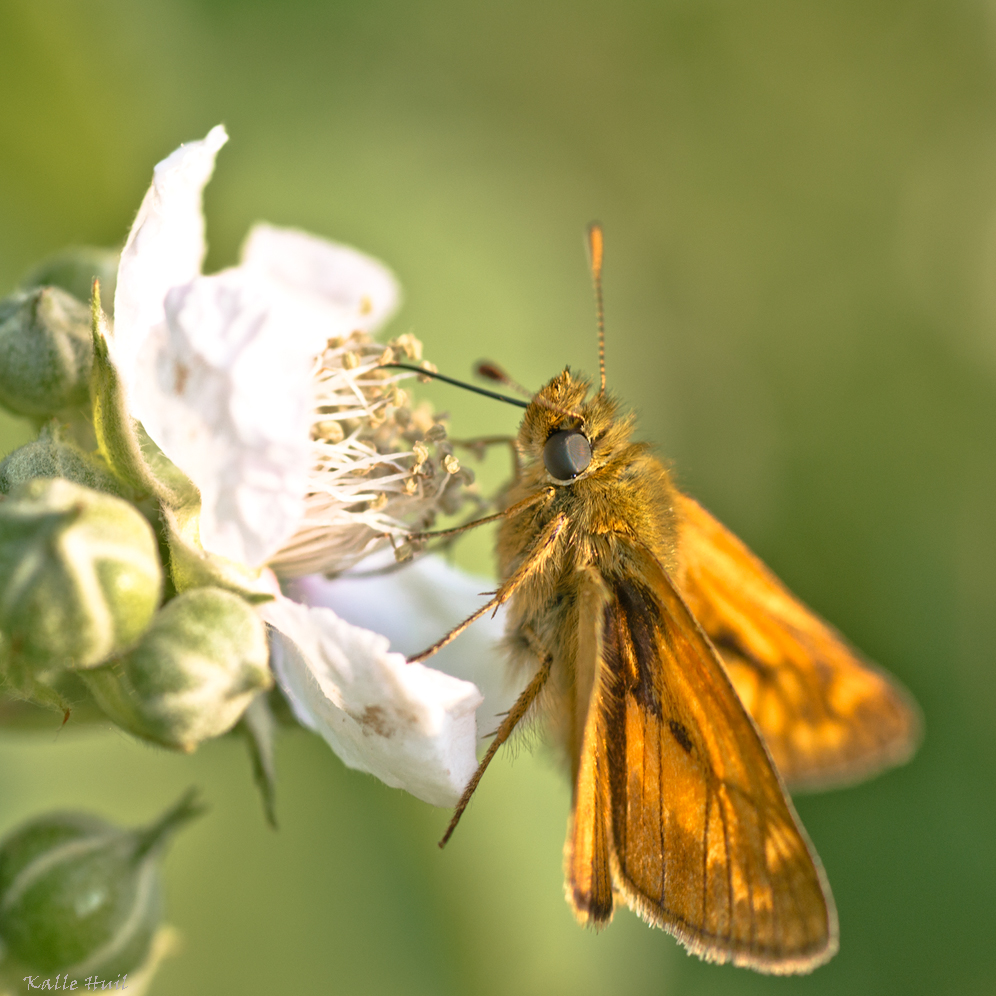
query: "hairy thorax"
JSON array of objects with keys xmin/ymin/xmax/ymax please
[
  {"xmin": 497, "ymin": 448, "xmax": 680, "ymax": 609},
  {"xmin": 494, "ymin": 379, "xmax": 681, "ymax": 766}
]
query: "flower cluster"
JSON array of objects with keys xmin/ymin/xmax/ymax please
[
  {"xmin": 0, "ymin": 127, "xmax": 521, "ymax": 984},
  {"xmin": 0, "ymin": 125, "xmax": 519, "ymax": 797}
]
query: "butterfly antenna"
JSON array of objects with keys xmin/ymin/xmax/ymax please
[
  {"xmin": 474, "ymin": 360, "xmax": 534, "ymax": 399},
  {"xmin": 378, "ymin": 363, "xmax": 528, "ymax": 409},
  {"xmin": 586, "ymin": 222, "xmax": 607, "ymax": 394}
]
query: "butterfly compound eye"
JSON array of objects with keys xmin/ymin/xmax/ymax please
[{"xmin": 543, "ymin": 430, "xmax": 592, "ymax": 480}]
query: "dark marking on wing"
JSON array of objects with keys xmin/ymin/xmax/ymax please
[
  {"xmin": 710, "ymin": 629, "xmax": 776, "ymax": 681},
  {"xmin": 600, "ymin": 594, "xmax": 626, "ymax": 686},
  {"xmin": 668, "ymin": 719, "xmax": 694, "ymax": 754},
  {"xmin": 616, "ymin": 579, "xmax": 663, "ymax": 718}
]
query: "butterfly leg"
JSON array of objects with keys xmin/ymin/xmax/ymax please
[
  {"xmin": 397, "ymin": 486, "xmax": 554, "ymax": 547},
  {"xmin": 407, "ymin": 508, "xmax": 567, "ymax": 664},
  {"xmin": 394, "ymin": 508, "xmax": 509, "ymax": 549},
  {"xmin": 377, "ymin": 473, "xmax": 542, "ymax": 572},
  {"xmin": 406, "ymin": 592, "xmax": 505, "ymax": 664},
  {"xmin": 439, "ymin": 640, "xmax": 554, "ymax": 847}
]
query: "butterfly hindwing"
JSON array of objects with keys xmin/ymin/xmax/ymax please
[{"xmin": 676, "ymin": 493, "xmax": 921, "ymax": 790}]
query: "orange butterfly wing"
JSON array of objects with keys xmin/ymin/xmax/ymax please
[
  {"xmin": 675, "ymin": 493, "xmax": 921, "ymax": 790},
  {"xmin": 565, "ymin": 549, "xmax": 837, "ymax": 973}
]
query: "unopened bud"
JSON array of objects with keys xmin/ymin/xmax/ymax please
[
  {"xmin": 83, "ymin": 587, "xmax": 271, "ymax": 752},
  {"xmin": 0, "ymin": 287, "xmax": 93, "ymax": 417},
  {"xmin": 20, "ymin": 246, "xmax": 120, "ymax": 314},
  {"xmin": 0, "ymin": 790, "xmax": 202, "ymax": 978},
  {"xmin": 0, "ymin": 478, "xmax": 162, "ymax": 679},
  {"xmin": 0, "ymin": 422, "xmax": 123, "ymax": 497}
]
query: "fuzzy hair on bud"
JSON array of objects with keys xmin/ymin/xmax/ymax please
[
  {"xmin": 0, "ymin": 478, "xmax": 162, "ymax": 701},
  {"xmin": 0, "ymin": 287, "xmax": 94, "ymax": 417},
  {"xmin": 83, "ymin": 587, "xmax": 272, "ymax": 752}
]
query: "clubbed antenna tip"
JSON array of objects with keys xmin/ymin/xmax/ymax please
[
  {"xmin": 474, "ymin": 360, "xmax": 533, "ymax": 400},
  {"xmin": 585, "ymin": 222, "xmax": 606, "ymax": 394}
]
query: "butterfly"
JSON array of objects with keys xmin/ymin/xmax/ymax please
[{"xmin": 389, "ymin": 224, "xmax": 921, "ymax": 974}]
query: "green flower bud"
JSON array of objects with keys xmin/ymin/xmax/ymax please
[
  {"xmin": 20, "ymin": 246, "xmax": 119, "ymax": 315},
  {"xmin": 0, "ymin": 423, "xmax": 124, "ymax": 497},
  {"xmin": 0, "ymin": 478, "xmax": 162, "ymax": 681},
  {"xmin": 0, "ymin": 790, "xmax": 203, "ymax": 978},
  {"xmin": 0, "ymin": 287, "xmax": 93, "ymax": 417},
  {"xmin": 83, "ymin": 587, "xmax": 271, "ymax": 752}
]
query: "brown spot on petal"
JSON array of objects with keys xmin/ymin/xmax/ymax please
[
  {"xmin": 359, "ymin": 705, "xmax": 394, "ymax": 737},
  {"xmin": 174, "ymin": 361, "xmax": 190, "ymax": 394}
]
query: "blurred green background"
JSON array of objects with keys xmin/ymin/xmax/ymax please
[{"xmin": 2, "ymin": 0, "xmax": 995, "ymax": 993}]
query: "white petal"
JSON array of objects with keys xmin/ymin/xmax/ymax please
[
  {"xmin": 286, "ymin": 555, "xmax": 525, "ymax": 743},
  {"xmin": 261, "ymin": 593, "xmax": 483, "ymax": 807},
  {"xmin": 241, "ymin": 224, "xmax": 400, "ymax": 335},
  {"xmin": 135, "ymin": 268, "xmax": 326, "ymax": 566},
  {"xmin": 113, "ymin": 125, "xmax": 228, "ymax": 397}
]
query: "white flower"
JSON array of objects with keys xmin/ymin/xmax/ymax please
[{"xmin": 110, "ymin": 126, "xmax": 523, "ymax": 807}]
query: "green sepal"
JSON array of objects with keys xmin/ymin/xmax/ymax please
[
  {"xmin": 239, "ymin": 694, "xmax": 278, "ymax": 829},
  {"xmin": 89, "ymin": 284, "xmax": 170, "ymax": 501},
  {"xmin": 82, "ymin": 587, "xmax": 272, "ymax": 752},
  {"xmin": 136, "ymin": 422, "xmax": 199, "ymax": 509},
  {"xmin": 161, "ymin": 500, "xmax": 274, "ymax": 603}
]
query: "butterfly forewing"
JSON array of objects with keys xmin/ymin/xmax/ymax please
[
  {"xmin": 568, "ymin": 542, "xmax": 837, "ymax": 972},
  {"xmin": 676, "ymin": 494, "xmax": 921, "ymax": 790}
]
